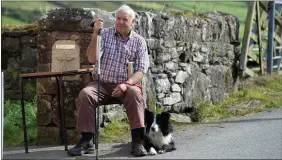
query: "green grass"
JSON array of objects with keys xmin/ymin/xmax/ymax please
[
  {"xmin": 1, "ymin": 15, "xmax": 28, "ymax": 26},
  {"xmin": 193, "ymin": 101, "xmax": 230, "ymax": 122},
  {"xmin": 1, "ymin": 1, "xmax": 58, "ymax": 11},
  {"xmin": 1, "ymin": 1, "xmax": 60, "ymax": 25},
  {"xmin": 4, "ymin": 99, "xmax": 37, "ymax": 147},
  {"xmin": 99, "ymin": 120, "xmax": 130, "ymax": 143},
  {"xmin": 127, "ymin": 1, "xmax": 179, "ymax": 12},
  {"xmin": 192, "ymin": 74, "xmax": 282, "ymax": 122}
]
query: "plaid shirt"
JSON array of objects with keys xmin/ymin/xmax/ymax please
[{"xmin": 93, "ymin": 27, "xmax": 149, "ymax": 84}]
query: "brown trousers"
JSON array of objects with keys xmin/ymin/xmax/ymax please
[{"xmin": 76, "ymin": 81, "xmax": 145, "ymax": 133}]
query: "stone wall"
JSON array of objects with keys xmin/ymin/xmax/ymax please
[
  {"xmin": 134, "ymin": 11, "xmax": 240, "ymax": 114},
  {"xmin": 1, "ymin": 8, "xmax": 240, "ymax": 145},
  {"xmin": 2, "ymin": 25, "xmax": 38, "ymax": 100}
]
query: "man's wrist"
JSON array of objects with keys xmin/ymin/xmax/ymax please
[
  {"xmin": 92, "ymin": 32, "xmax": 98, "ymax": 37},
  {"xmin": 125, "ymin": 80, "xmax": 134, "ymax": 85}
]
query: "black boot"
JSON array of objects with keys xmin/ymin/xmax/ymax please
[
  {"xmin": 131, "ymin": 128, "xmax": 147, "ymax": 157},
  {"xmin": 67, "ymin": 132, "xmax": 94, "ymax": 156}
]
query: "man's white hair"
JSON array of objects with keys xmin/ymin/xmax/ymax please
[{"xmin": 115, "ymin": 4, "xmax": 136, "ymax": 19}]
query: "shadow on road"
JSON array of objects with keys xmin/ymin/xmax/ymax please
[
  {"xmin": 99, "ymin": 142, "xmax": 135, "ymax": 159},
  {"xmin": 219, "ymin": 117, "xmax": 282, "ymax": 123},
  {"xmin": 3, "ymin": 146, "xmax": 70, "ymax": 159},
  {"xmin": 191, "ymin": 117, "xmax": 282, "ymax": 125}
]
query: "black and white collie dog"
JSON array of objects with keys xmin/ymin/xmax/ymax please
[{"xmin": 144, "ymin": 108, "xmax": 176, "ymax": 155}]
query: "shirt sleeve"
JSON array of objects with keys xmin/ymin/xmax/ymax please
[
  {"xmin": 134, "ymin": 37, "xmax": 150, "ymax": 74},
  {"xmin": 100, "ymin": 28, "xmax": 106, "ymax": 52}
]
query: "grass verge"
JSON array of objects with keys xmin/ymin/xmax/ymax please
[
  {"xmin": 193, "ymin": 74, "xmax": 282, "ymax": 123},
  {"xmin": 99, "ymin": 120, "xmax": 131, "ymax": 143},
  {"xmin": 3, "ymin": 99, "xmax": 37, "ymax": 147}
]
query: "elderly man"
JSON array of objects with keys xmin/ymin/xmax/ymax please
[{"xmin": 67, "ymin": 4, "xmax": 150, "ymax": 157}]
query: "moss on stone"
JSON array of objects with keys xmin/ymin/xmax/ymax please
[
  {"xmin": 6, "ymin": 68, "xmax": 20, "ymax": 82},
  {"xmin": 170, "ymin": 11, "xmax": 208, "ymax": 19},
  {"xmin": 4, "ymin": 90, "xmax": 14, "ymax": 100},
  {"xmin": 225, "ymin": 68, "xmax": 232, "ymax": 88},
  {"xmin": 147, "ymin": 96, "xmax": 157, "ymax": 112},
  {"xmin": 23, "ymin": 81, "xmax": 36, "ymax": 101},
  {"xmin": 210, "ymin": 42, "xmax": 218, "ymax": 57},
  {"xmin": 2, "ymin": 23, "xmax": 38, "ymax": 33}
]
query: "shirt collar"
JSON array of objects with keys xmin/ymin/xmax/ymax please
[{"xmin": 114, "ymin": 27, "xmax": 133, "ymax": 40}]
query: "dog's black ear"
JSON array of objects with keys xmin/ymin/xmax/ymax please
[
  {"xmin": 161, "ymin": 112, "xmax": 171, "ymax": 121},
  {"xmin": 145, "ymin": 108, "xmax": 151, "ymax": 115},
  {"xmin": 144, "ymin": 108, "xmax": 152, "ymax": 121}
]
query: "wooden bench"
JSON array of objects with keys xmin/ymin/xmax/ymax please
[{"xmin": 20, "ymin": 68, "xmax": 95, "ymax": 153}]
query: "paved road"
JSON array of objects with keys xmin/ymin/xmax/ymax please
[{"xmin": 3, "ymin": 107, "xmax": 282, "ymax": 159}]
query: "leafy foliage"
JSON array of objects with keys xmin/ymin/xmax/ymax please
[{"xmin": 4, "ymin": 99, "xmax": 37, "ymax": 146}]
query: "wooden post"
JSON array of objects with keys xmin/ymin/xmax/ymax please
[
  {"xmin": 1, "ymin": 72, "xmax": 3, "ymax": 159},
  {"xmin": 127, "ymin": 62, "xmax": 134, "ymax": 77},
  {"xmin": 256, "ymin": 1, "xmax": 264, "ymax": 74},
  {"xmin": 267, "ymin": 1, "xmax": 275, "ymax": 74},
  {"xmin": 239, "ymin": 1, "xmax": 256, "ymax": 77}
]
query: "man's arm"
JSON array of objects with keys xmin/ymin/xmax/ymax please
[
  {"xmin": 126, "ymin": 71, "xmax": 144, "ymax": 84},
  {"xmin": 127, "ymin": 38, "xmax": 150, "ymax": 84},
  {"xmin": 87, "ymin": 32, "xmax": 98, "ymax": 64},
  {"xmin": 87, "ymin": 19, "xmax": 103, "ymax": 64}
]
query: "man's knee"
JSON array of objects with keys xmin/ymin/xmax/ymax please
[
  {"xmin": 126, "ymin": 85, "xmax": 142, "ymax": 97},
  {"xmin": 78, "ymin": 88, "xmax": 88, "ymax": 99},
  {"xmin": 78, "ymin": 87, "xmax": 96, "ymax": 102}
]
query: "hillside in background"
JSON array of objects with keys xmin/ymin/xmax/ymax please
[{"xmin": 1, "ymin": 1, "xmax": 248, "ymax": 38}]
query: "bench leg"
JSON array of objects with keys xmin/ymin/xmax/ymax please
[
  {"xmin": 56, "ymin": 76, "xmax": 68, "ymax": 151},
  {"xmin": 20, "ymin": 78, "xmax": 28, "ymax": 153}
]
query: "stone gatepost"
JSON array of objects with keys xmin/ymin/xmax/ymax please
[{"xmin": 36, "ymin": 8, "xmax": 114, "ymax": 145}]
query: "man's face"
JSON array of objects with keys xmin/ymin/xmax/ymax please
[{"xmin": 115, "ymin": 10, "xmax": 135, "ymax": 36}]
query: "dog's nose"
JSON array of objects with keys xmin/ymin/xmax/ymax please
[{"xmin": 151, "ymin": 127, "xmax": 156, "ymax": 132}]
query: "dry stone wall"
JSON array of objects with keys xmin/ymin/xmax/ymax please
[
  {"xmin": 2, "ymin": 26, "xmax": 38, "ymax": 100},
  {"xmin": 1, "ymin": 8, "xmax": 240, "ymax": 145},
  {"xmin": 134, "ymin": 11, "xmax": 240, "ymax": 115}
]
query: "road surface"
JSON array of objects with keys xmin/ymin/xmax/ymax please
[{"xmin": 3, "ymin": 107, "xmax": 282, "ymax": 159}]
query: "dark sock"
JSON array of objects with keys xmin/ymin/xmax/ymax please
[
  {"xmin": 131, "ymin": 128, "xmax": 145, "ymax": 141},
  {"xmin": 77, "ymin": 132, "xmax": 93, "ymax": 147}
]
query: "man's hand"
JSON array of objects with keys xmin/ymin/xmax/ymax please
[
  {"xmin": 87, "ymin": 18, "xmax": 104, "ymax": 63},
  {"xmin": 112, "ymin": 83, "xmax": 127, "ymax": 97},
  {"xmin": 93, "ymin": 19, "xmax": 104, "ymax": 34}
]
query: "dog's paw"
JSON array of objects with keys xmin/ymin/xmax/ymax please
[
  {"xmin": 148, "ymin": 147, "xmax": 157, "ymax": 155},
  {"xmin": 158, "ymin": 150, "xmax": 164, "ymax": 154}
]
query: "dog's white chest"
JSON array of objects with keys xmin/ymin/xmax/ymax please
[{"xmin": 148, "ymin": 132, "xmax": 172, "ymax": 149}]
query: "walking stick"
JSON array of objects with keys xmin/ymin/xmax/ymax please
[
  {"xmin": 96, "ymin": 27, "xmax": 102, "ymax": 160},
  {"xmin": 127, "ymin": 62, "xmax": 134, "ymax": 77}
]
